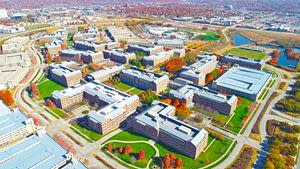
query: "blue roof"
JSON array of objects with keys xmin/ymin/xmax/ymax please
[
  {"xmin": 0, "ymin": 133, "xmax": 86, "ymax": 169},
  {"xmin": 0, "ymin": 102, "xmax": 29, "ymax": 136}
]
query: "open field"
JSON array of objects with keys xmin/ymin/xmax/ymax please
[
  {"xmin": 72, "ymin": 124, "xmax": 102, "ymax": 141},
  {"xmin": 192, "ymin": 32, "xmax": 220, "ymax": 41},
  {"xmin": 223, "ymin": 48, "xmax": 266, "ymax": 60},
  {"xmin": 37, "ymin": 76, "xmax": 65, "ymax": 100},
  {"xmin": 114, "ymin": 82, "xmax": 144, "ymax": 95},
  {"xmin": 155, "ymin": 137, "xmax": 233, "ymax": 169},
  {"xmin": 225, "ymin": 98, "xmax": 253, "ymax": 133},
  {"xmin": 106, "ymin": 130, "xmax": 149, "ymax": 142}
]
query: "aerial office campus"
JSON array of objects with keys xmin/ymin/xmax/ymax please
[{"xmin": 0, "ymin": 0, "xmax": 299, "ymax": 169}]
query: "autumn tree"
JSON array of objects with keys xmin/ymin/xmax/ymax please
[
  {"xmin": 205, "ymin": 73, "xmax": 214, "ymax": 83},
  {"xmin": 175, "ymin": 158, "xmax": 183, "ymax": 169},
  {"xmin": 172, "ymin": 99, "xmax": 180, "ymax": 108},
  {"xmin": 270, "ymin": 50, "xmax": 279, "ymax": 65},
  {"xmin": 118, "ymin": 146, "xmax": 123, "ymax": 153},
  {"xmin": 54, "ymin": 57, "xmax": 62, "ymax": 63},
  {"xmin": 0, "ymin": 90, "xmax": 14, "ymax": 106},
  {"xmin": 107, "ymin": 144, "xmax": 113, "ymax": 152},
  {"xmin": 160, "ymin": 98, "xmax": 172, "ymax": 105},
  {"xmin": 45, "ymin": 51, "xmax": 52, "ymax": 64},
  {"xmin": 165, "ymin": 58, "xmax": 186, "ymax": 72},
  {"xmin": 30, "ymin": 83, "xmax": 39, "ymax": 99},
  {"xmin": 163, "ymin": 154, "xmax": 171, "ymax": 169},
  {"xmin": 61, "ymin": 43, "xmax": 67, "ymax": 50},
  {"xmin": 82, "ymin": 68, "xmax": 89, "ymax": 77},
  {"xmin": 138, "ymin": 150, "xmax": 145, "ymax": 160},
  {"xmin": 124, "ymin": 144, "xmax": 132, "ymax": 154},
  {"xmin": 237, "ymin": 97, "xmax": 242, "ymax": 105},
  {"xmin": 46, "ymin": 99, "xmax": 55, "ymax": 107}
]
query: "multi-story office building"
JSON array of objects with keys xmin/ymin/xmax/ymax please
[
  {"xmin": 132, "ymin": 101, "xmax": 208, "ymax": 159},
  {"xmin": 178, "ymin": 55, "xmax": 218, "ymax": 86},
  {"xmin": 120, "ymin": 67, "xmax": 169, "ymax": 94},
  {"xmin": 0, "ymin": 101, "xmax": 35, "ymax": 146},
  {"xmin": 220, "ymin": 54, "xmax": 265, "ymax": 70},
  {"xmin": 212, "ymin": 65, "xmax": 271, "ymax": 101},
  {"xmin": 157, "ymin": 39, "xmax": 184, "ymax": 49},
  {"xmin": 142, "ymin": 50, "xmax": 175, "ymax": 66},
  {"xmin": 59, "ymin": 49, "xmax": 82, "ymax": 62},
  {"xmin": 86, "ymin": 63, "xmax": 125, "ymax": 82},
  {"xmin": 52, "ymin": 81, "xmax": 139, "ymax": 135},
  {"xmin": 74, "ymin": 41, "xmax": 106, "ymax": 52},
  {"xmin": 169, "ymin": 85, "xmax": 238, "ymax": 116},
  {"xmin": 103, "ymin": 49, "xmax": 136, "ymax": 64},
  {"xmin": 39, "ymin": 29, "xmax": 67, "ymax": 45},
  {"xmin": 73, "ymin": 26, "xmax": 99, "ymax": 42},
  {"xmin": 45, "ymin": 39, "xmax": 63, "ymax": 56},
  {"xmin": 48, "ymin": 61, "xmax": 82, "ymax": 87},
  {"xmin": 127, "ymin": 44, "xmax": 163, "ymax": 56},
  {"xmin": 80, "ymin": 50, "xmax": 104, "ymax": 64}
]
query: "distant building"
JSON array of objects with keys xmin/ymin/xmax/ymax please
[
  {"xmin": 220, "ymin": 54, "xmax": 265, "ymax": 70},
  {"xmin": 45, "ymin": 39, "xmax": 63, "ymax": 56},
  {"xmin": 157, "ymin": 39, "xmax": 184, "ymax": 49},
  {"xmin": 1, "ymin": 36, "xmax": 29, "ymax": 54},
  {"xmin": 52, "ymin": 81, "xmax": 139, "ymax": 135},
  {"xmin": 169, "ymin": 85, "xmax": 238, "ymax": 116},
  {"xmin": 132, "ymin": 100, "xmax": 208, "ymax": 159},
  {"xmin": 48, "ymin": 61, "xmax": 82, "ymax": 87},
  {"xmin": 142, "ymin": 50, "xmax": 175, "ymax": 67},
  {"xmin": 178, "ymin": 55, "xmax": 217, "ymax": 86},
  {"xmin": 120, "ymin": 67, "xmax": 169, "ymax": 94},
  {"xmin": 86, "ymin": 63, "xmax": 125, "ymax": 82},
  {"xmin": 127, "ymin": 44, "xmax": 163, "ymax": 56},
  {"xmin": 0, "ymin": 8, "xmax": 8, "ymax": 19},
  {"xmin": 80, "ymin": 50, "xmax": 104, "ymax": 64},
  {"xmin": 103, "ymin": 49, "xmax": 136, "ymax": 64},
  {"xmin": 212, "ymin": 65, "xmax": 271, "ymax": 100},
  {"xmin": 74, "ymin": 41, "xmax": 106, "ymax": 52}
]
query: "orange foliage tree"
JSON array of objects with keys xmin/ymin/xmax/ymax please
[
  {"xmin": 165, "ymin": 58, "xmax": 186, "ymax": 72},
  {"xmin": 82, "ymin": 68, "xmax": 89, "ymax": 77},
  {"xmin": 46, "ymin": 99, "xmax": 55, "ymax": 107},
  {"xmin": 61, "ymin": 43, "xmax": 67, "ymax": 50},
  {"xmin": 0, "ymin": 90, "xmax": 14, "ymax": 106},
  {"xmin": 175, "ymin": 158, "xmax": 183, "ymax": 169},
  {"xmin": 270, "ymin": 50, "xmax": 279, "ymax": 65},
  {"xmin": 54, "ymin": 57, "xmax": 62, "ymax": 63},
  {"xmin": 30, "ymin": 83, "xmax": 40, "ymax": 99},
  {"xmin": 107, "ymin": 144, "xmax": 113, "ymax": 152},
  {"xmin": 124, "ymin": 144, "xmax": 132, "ymax": 154},
  {"xmin": 163, "ymin": 154, "xmax": 171, "ymax": 169},
  {"xmin": 205, "ymin": 73, "xmax": 214, "ymax": 83},
  {"xmin": 138, "ymin": 150, "xmax": 145, "ymax": 160}
]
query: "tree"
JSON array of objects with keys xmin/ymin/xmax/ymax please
[
  {"xmin": 118, "ymin": 146, "xmax": 123, "ymax": 153},
  {"xmin": 172, "ymin": 99, "xmax": 180, "ymax": 108},
  {"xmin": 237, "ymin": 97, "xmax": 242, "ymax": 105},
  {"xmin": 46, "ymin": 99, "xmax": 55, "ymax": 107},
  {"xmin": 54, "ymin": 57, "xmax": 62, "ymax": 63},
  {"xmin": 30, "ymin": 83, "xmax": 39, "ymax": 99},
  {"xmin": 107, "ymin": 144, "xmax": 113, "ymax": 152},
  {"xmin": 0, "ymin": 90, "xmax": 14, "ymax": 106},
  {"xmin": 124, "ymin": 144, "xmax": 132, "ymax": 154},
  {"xmin": 205, "ymin": 73, "xmax": 214, "ymax": 83},
  {"xmin": 163, "ymin": 154, "xmax": 171, "ymax": 169},
  {"xmin": 175, "ymin": 158, "xmax": 183, "ymax": 169},
  {"xmin": 138, "ymin": 150, "xmax": 145, "ymax": 160},
  {"xmin": 160, "ymin": 98, "xmax": 172, "ymax": 105},
  {"xmin": 270, "ymin": 50, "xmax": 279, "ymax": 65},
  {"xmin": 165, "ymin": 58, "xmax": 186, "ymax": 72},
  {"xmin": 61, "ymin": 43, "xmax": 67, "ymax": 50},
  {"xmin": 82, "ymin": 68, "xmax": 89, "ymax": 77}
]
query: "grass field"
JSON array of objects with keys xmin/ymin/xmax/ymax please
[
  {"xmin": 67, "ymin": 33, "xmax": 74, "ymax": 47},
  {"xmin": 155, "ymin": 137, "xmax": 233, "ymax": 169},
  {"xmin": 107, "ymin": 130, "xmax": 149, "ymax": 142},
  {"xmin": 37, "ymin": 76, "xmax": 65, "ymax": 100},
  {"xmin": 114, "ymin": 82, "xmax": 134, "ymax": 91},
  {"xmin": 223, "ymin": 48, "xmax": 266, "ymax": 60},
  {"xmin": 127, "ymin": 88, "xmax": 144, "ymax": 95},
  {"xmin": 49, "ymin": 107, "xmax": 65, "ymax": 117},
  {"xmin": 105, "ymin": 142, "xmax": 156, "ymax": 168},
  {"xmin": 192, "ymin": 32, "xmax": 220, "ymax": 41},
  {"xmin": 225, "ymin": 98, "xmax": 253, "ymax": 133},
  {"xmin": 72, "ymin": 124, "xmax": 102, "ymax": 141}
]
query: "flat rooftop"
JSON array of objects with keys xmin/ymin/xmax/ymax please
[
  {"xmin": 0, "ymin": 132, "xmax": 86, "ymax": 169},
  {"xmin": 214, "ymin": 66, "xmax": 271, "ymax": 95},
  {"xmin": 182, "ymin": 54, "xmax": 217, "ymax": 73},
  {"xmin": 121, "ymin": 67, "xmax": 168, "ymax": 83},
  {"xmin": 0, "ymin": 101, "xmax": 29, "ymax": 136},
  {"xmin": 135, "ymin": 101, "xmax": 208, "ymax": 146}
]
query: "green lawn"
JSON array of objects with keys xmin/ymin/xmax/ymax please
[
  {"xmin": 127, "ymin": 88, "xmax": 144, "ymax": 95},
  {"xmin": 49, "ymin": 107, "xmax": 65, "ymax": 117},
  {"xmin": 192, "ymin": 32, "xmax": 220, "ymax": 41},
  {"xmin": 223, "ymin": 48, "xmax": 266, "ymax": 60},
  {"xmin": 72, "ymin": 124, "xmax": 102, "ymax": 141},
  {"xmin": 67, "ymin": 33, "xmax": 74, "ymax": 47},
  {"xmin": 104, "ymin": 142, "xmax": 156, "ymax": 168},
  {"xmin": 37, "ymin": 78, "xmax": 65, "ymax": 100},
  {"xmin": 114, "ymin": 82, "xmax": 134, "ymax": 91},
  {"xmin": 155, "ymin": 137, "xmax": 233, "ymax": 169},
  {"xmin": 225, "ymin": 98, "xmax": 253, "ymax": 133},
  {"xmin": 107, "ymin": 130, "xmax": 149, "ymax": 142}
]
